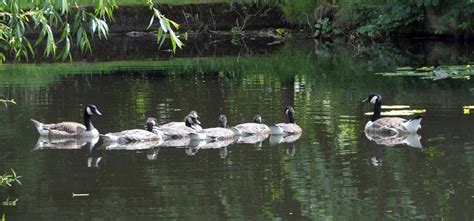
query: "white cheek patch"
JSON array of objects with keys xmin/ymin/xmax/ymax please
[
  {"xmin": 86, "ymin": 107, "xmax": 93, "ymax": 115},
  {"xmin": 285, "ymin": 109, "xmax": 289, "ymax": 115},
  {"xmin": 370, "ymin": 96, "xmax": 378, "ymax": 104}
]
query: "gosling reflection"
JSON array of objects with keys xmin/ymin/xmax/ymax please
[
  {"xmin": 365, "ymin": 131, "xmax": 422, "ymax": 148},
  {"xmin": 181, "ymin": 140, "xmax": 206, "ymax": 156},
  {"xmin": 101, "ymin": 140, "xmax": 163, "ymax": 150},
  {"xmin": 236, "ymin": 133, "xmax": 269, "ymax": 149},
  {"xmin": 269, "ymin": 133, "xmax": 301, "ymax": 147},
  {"xmin": 269, "ymin": 133, "xmax": 301, "ymax": 156},
  {"xmin": 145, "ymin": 147, "xmax": 160, "ymax": 160},
  {"xmin": 158, "ymin": 137, "xmax": 191, "ymax": 148}
]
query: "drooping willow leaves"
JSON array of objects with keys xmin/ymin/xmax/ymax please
[{"xmin": 0, "ymin": 0, "xmax": 183, "ymax": 63}]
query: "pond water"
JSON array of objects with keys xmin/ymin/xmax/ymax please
[{"xmin": 1, "ymin": 40, "xmax": 474, "ymax": 220}]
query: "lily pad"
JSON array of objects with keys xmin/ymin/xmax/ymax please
[{"xmin": 377, "ymin": 64, "xmax": 474, "ymax": 80}]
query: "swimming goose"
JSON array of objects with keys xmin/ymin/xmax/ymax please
[
  {"xmin": 232, "ymin": 115, "xmax": 270, "ymax": 136},
  {"xmin": 101, "ymin": 118, "xmax": 163, "ymax": 143},
  {"xmin": 31, "ymin": 104, "xmax": 102, "ymax": 138},
  {"xmin": 270, "ymin": 106, "xmax": 303, "ymax": 135},
  {"xmin": 362, "ymin": 94, "xmax": 422, "ymax": 135},
  {"xmin": 156, "ymin": 111, "xmax": 202, "ymax": 138},
  {"xmin": 190, "ymin": 115, "xmax": 237, "ymax": 141}
]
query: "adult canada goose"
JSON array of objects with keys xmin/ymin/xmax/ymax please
[
  {"xmin": 31, "ymin": 104, "xmax": 102, "ymax": 138},
  {"xmin": 101, "ymin": 118, "xmax": 163, "ymax": 143},
  {"xmin": 362, "ymin": 94, "xmax": 422, "ymax": 135},
  {"xmin": 270, "ymin": 106, "xmax": 303, "ymax": 135},
  {"xmin": 156, "ymin": 111, "xmax": 202, "ymax": 138},
  {"xmin": 232, "ymin": 115, "xmax": 270, "ymax": 136},
  {"xmin": 190, "ymin": 115, "xmax": 237, "ymax": 141}
]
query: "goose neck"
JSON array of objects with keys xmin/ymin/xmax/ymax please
[{"xmin": 372, "ymin": 101, "xmax": 382, "ymax": 122}]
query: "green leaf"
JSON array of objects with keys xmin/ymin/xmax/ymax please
[
  {"xmin": 147, "ymin": 15, "xmax": 155, "ymax": 30},
  {"xmin": 159, "ymin": 18, "xmax": 168, "ymax": 33}
]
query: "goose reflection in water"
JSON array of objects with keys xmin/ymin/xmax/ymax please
[
  {"xmin": 33, "ymin": 136, "xmax": 102, "ymax": 167},
  {"xmin": 34, "ymin": 136, "xmax": 99, "ymax": 150},
  {"xmin": 370, "ymin": 145, "xmax": 384, "ymax": 167},
  {"xmin": 364, "ymin": 131, "xmax": 422, "ymax": 149}
]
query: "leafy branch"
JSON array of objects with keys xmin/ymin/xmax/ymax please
[
  {"xmin": 0, "ymin": 0, "xmax": 183, "ymax": 63},
  {"xmin": 146, "ymin": 0, "xmax": 184, "ymax": 52}
]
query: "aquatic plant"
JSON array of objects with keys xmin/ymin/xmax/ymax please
[
  {"xmin": 375, "ymin": 65, "xmax": 473, "ymax": 80},
  {"xmin": 0, "ymin": 169, "xmax": 21, "ymax": 187}
]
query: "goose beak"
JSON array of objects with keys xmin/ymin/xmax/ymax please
[
  {"xmin": 361, "ymin": 98, "xmax": 369, "ymax": 103},
  {"xmin": 95, "ymin": 109, "xmax": 102, "ymax": 116},
  {"xmin": 194, "ymin": 117, "xmax": 201, "ymax": 125}
]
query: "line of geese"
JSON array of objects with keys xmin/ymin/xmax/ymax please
[
  {"xmin": 30, "ymin": 94, "xmax": 423, "ymax": 150},
  {"xmin": 31, "ymin": 105, "xmax": 303, "ymax": 149}
]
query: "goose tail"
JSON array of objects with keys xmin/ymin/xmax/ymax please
[
  {"xmin": 403, "ymin": 134, "xmax": 422, "ymax": 148},
  {"xmin": 403, "ymin": 115, "xmax": 422, "ymax": 133},
  {"xmin": 30, "ymin": 119, "xmax": 49, "ymax": 136}
]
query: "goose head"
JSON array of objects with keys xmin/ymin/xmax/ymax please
[
  {"xmin": 253, "ymin": 115, "xmax": 262, "ymax": 124},
  {"xmin": 284, "ymin": 106, "xmax": 296, "ymax": 123},
  {"xmin": 83, "ymin": 104, "xmax": 102, "ymax": 131},
  {"xmin": 362, "ymin": 94, "xmax": 382, "ymax": 104},
  {"xmin": 146, "ymin": 117, "xmax": 157, "ymax": 131},
  {"xmin": 85, "ymin": 104, "xmax": 102, "ymax": 116},
  {"xmin": 218, "ymin": 115, "xmax": 228, "ymax": 128},
  {"xmin": 185, "ymin": 111, "xmax": 201, "ymax": 129}
]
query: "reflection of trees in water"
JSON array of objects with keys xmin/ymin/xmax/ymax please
[{"xmin": 3, "ymin": 40, "xmax": 474, "ymax": 219}]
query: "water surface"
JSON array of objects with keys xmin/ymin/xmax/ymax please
[{"xmin": 0, "ymin": 40, "xmax": 473, "ymax": 220}]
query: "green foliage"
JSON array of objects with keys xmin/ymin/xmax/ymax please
[
  {"xmin": 435, "ymin": 2, "xmax": 474, "ymax": 35},
  {"xmin": 0, "ymin": 0, "xmax": 116, "ymax": 62},
  {"xmin": 146, "ymin": 0, "xmax": 184, "ymax": 52},
  {"xmin": 0, "ymin": 0, "xmax": 183, "ymax": 63},
  {"xmin": 0, "ymin": 169, "xmax": 22, "ymax": 187},
  {"xmin": 314, "ymin": 17, "xmax": 340, "ymax": 37},
  {"xmin": 353, "ymin": 2, "xmax": 424, "ymax": 38}
]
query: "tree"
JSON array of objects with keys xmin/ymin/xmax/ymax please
[{"xmin": 0, "ymin": 0, "xmax": 183, "ymax": 63}]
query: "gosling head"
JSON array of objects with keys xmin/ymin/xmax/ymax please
[
  {"xmin": 218, "ymin": 115, "xmax": 228, "ymax": 128},
  {"xmin": 253, "ymin": 115, "xmax": 262, "ymax": 124}
]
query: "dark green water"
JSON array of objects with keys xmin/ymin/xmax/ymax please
[{"xmin": 1, "ymin": 40, "xmax": 474, "ymax": 220}]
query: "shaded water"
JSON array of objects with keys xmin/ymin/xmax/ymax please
[{"xmin": 1, "ymin": 40, "xmax": 474, "ymax": 220}]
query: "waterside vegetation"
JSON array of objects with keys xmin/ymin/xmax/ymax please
[{"xmin": 2, "ymin": 0, "xmax": 474, "ymax": 63}]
